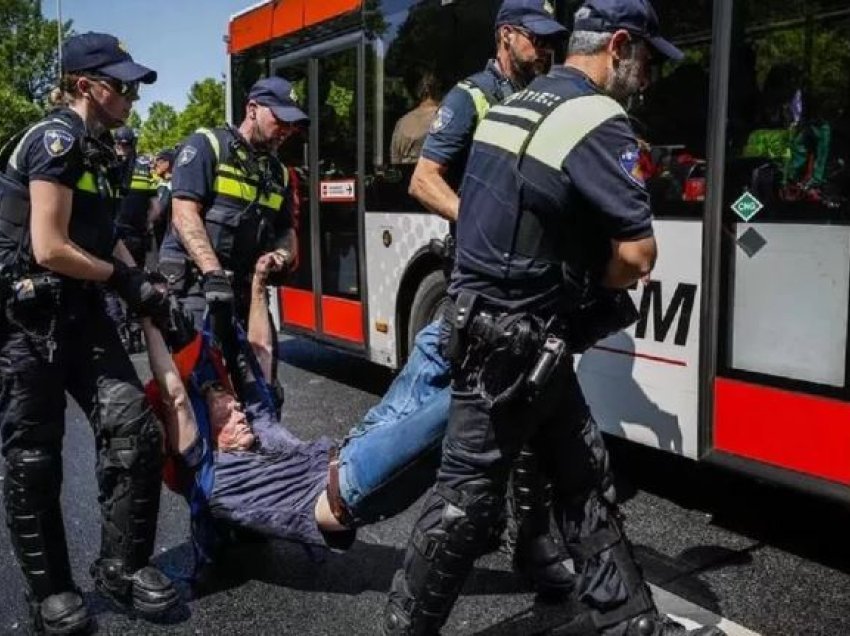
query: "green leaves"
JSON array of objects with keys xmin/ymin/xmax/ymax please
[
  {"xmin": 135, "ymin": 78, "xmax": 225, "ymax": 154},
  {"xmin": 0, "ymin": 0, "xmax": 68, "ymax": 140}
]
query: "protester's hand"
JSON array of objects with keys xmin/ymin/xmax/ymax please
[
  {"xmin": 202, "ymin": 270, "xmax": 234, "ymax": 306},
  {"xmin": 257, "ymin": 249, "xmax": 291, "ymax": 286},
  {"xmin": 108, "ymin": 260, "xmax": 170, "ymax": 320}
]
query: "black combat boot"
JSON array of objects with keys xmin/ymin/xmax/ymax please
[
  {"xmin": 91, "ymin": 558, "xmax": 178, "ymax": 617},
  {"xmin": 510, "ymin": 448, "xmax": 575, "ymax": 599},
  {"xmin": 4, "ymin": 448, "xmax": 93, "ymax": 635}
]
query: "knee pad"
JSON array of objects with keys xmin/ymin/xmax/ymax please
[
  {"xmin": 102, "ymin": 409, "xmax": 163, "ymax": 473},
  {"xmin": 4, "ymin": 447, "xmax": 63, "ymax": 511}
]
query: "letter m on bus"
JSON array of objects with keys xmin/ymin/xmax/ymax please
[{"xmin": 634, "ymin": 281, "xmax": 698, "ymax": 347}]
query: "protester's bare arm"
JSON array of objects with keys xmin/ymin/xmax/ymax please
[
  {"xmin": 248, "ymin": 252, "xmax": 287, "ymax": 382},
  {"xmin": 142, "ymin": 317, "xmax": 200, "ymax": 455}
]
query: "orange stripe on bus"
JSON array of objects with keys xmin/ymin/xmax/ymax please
[
  {"xmin": 281, "ymin": 286, "xmax": 316, "ymax": 331},
  {"xmin": 229, "ymin": 0, "xmax": 361, "ymax": 55},
  {"xmin": 714, "ymin": 377, "xmax": 850, "ymax": 485},
  {"xmin": 321, "ymin": 296, "xmax": 364, "ymax": 344}
]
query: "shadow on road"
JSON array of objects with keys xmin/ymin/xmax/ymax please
[
  {"xmin": 166, "ymin": 537, "xmax": 526, "ymax": 600},
  {"xmin": 609, "ymin": 435, "xmax": 850, "ymax": 576}
]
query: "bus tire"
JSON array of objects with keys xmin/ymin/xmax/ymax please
[{"xmin": 407, "ymin": 269, "xmax": 449, "ymax": 354}]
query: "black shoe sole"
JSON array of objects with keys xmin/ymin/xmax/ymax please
[
  {"xmin": 41, "ymin": 611, "xmax": 93, "ymax": 636},
  {"xmin": 95, "ymin": 580, "xmax": 179, "ymax": 619}
]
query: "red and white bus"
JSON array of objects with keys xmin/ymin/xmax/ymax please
[{"xmin": 226, "ymin": 0, "xmax": 850, "ymax": 500}]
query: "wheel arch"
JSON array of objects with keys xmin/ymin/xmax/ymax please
[{"xmin": 395, "ymin": 246, "xmax": 443, "ymax": 363}]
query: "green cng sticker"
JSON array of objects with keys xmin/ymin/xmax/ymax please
[{"xmin": 731, "ymin": 191, "xmax": 764, "ymax": 222}]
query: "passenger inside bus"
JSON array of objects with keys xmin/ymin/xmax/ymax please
[{"xmin": 390, "ymin": 72, "xmax": 443, "ymax": 165}]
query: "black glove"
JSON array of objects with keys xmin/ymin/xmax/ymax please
[
  {"xmin": 202, "ymin": 270, "xmax": 234, "ymax": 306},
  {"xmin": 107, "ymin": 260, "xmax": 169, "ymax": 320}
]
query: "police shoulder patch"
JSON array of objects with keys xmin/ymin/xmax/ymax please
[
  {"xmin": 43, "ymin": 129, "xmax": 75, "ymax": 158},
  {"xmin": 177, "ymin": 145, "xmax": 198, "ymax": 167},
  {"xmin": 429, "ymin": 105, "xmax": 454, "ymax": 134},
  {"xmin": 618, "ymin": 145, "xmax": 646, "ymax": 187}
]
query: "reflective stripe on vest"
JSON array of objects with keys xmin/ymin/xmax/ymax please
[
  {"xmin": 76, "ymin": 170, "xmax": 115, "ymax": 198},
  {"xmin": 195, "ymin": 127, "xmax": 288, "ymax": 210},
  {"xmin": 130, "ymin": 173, "xmax": 155, "ymax": 193},
  {"xmin": 473, "ymin": 94, "xmax": 625, "ymax": 166},
  {"xmin": 457, "ymin": 81, "xmax": 494, "ymax": 126}
]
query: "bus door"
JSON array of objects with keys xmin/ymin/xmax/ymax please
[
  {"xmin": 273, "ymin": 37, "xmax": 366, "ymax": 350},
  {"xmin": 712, "ymin": 0, "xmax": 850, "ymax": 492}
]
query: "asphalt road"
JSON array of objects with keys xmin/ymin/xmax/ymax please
[{"xmin": 1, "ymin": 336, "xmax": 849, "ymax": 635}]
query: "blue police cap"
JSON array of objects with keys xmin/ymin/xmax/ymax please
[
  {"xmin": 496, "ymin": 0, "xmax": 568, "ymax": 38},
  {"xmin": 248, "ymin": 77, "xmax": 309, "ymax": 125},
  {"xmin": 573, "ymin": 0, "xmax": 683, "ymax": 60},
  {"xmin": 114, "ymin": 126, "xmax": 137, "ymax": 144},
  {"xmin": 63, "ymin": 32, "xmax": 157, "ymax": 83}
]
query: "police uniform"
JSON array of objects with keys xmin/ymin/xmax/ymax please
[
  {"xmin": 421, "ymin": 59, "xmax": 516, "ymax": 192},
  {"xmin": 0, "ymin": 108, "xmax": 176, "ymax": 627},
  {"xmin": 116, "ymin": 155, "xmax": 156, "ymax": 266},
  {"xmin": 383, "ymin": 62, "xmax": 683, "ymax": 635},
  {"xmin": 412, "ymin": 6, "xmax": 576, "ymax": 600},
  {"xmin": 158, "ymin": 126, "xmax": 294, "ymax": 327}
]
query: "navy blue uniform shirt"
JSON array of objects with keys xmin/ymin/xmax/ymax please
[
  {"xmin": 420, "ymin": 60, "xmax": 516, "ymax": 191},
  {"xmin": 452, "ymin": 65, "xmax": 653, "ymax": 313},
  {"xmin": 3, "ymin": 108, "xmax": 117, "ymax": 262},
  {"xmin": 161, "ymin": 129, "xmax": 294, "ymax": 262}
]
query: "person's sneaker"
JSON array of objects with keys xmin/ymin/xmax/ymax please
[
  {"xmin": 513, "ymin": 534, "xmax": 575, "ymax": 600},
  {"xmin": 91, "ymin": 560, "xmax": 179, "ymax": 618},
  {"xmin": 30, "ymin": 590, "xmax": 92, "ymax": 635}
]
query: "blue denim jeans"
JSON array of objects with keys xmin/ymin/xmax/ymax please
[{"xmin": 338, "ymin": 321, "xmax": 451, "ymax": 525}]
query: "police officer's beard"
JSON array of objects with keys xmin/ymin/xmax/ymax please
[
  {"xmin": 605, "ymin": 54, "xmax": 643, "ymax": 104},
  {"xmin": 508, "ymin": 45, "xmax": 542, "ymax": 88}
]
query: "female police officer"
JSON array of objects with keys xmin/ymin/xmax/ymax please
[{"xmin": 0, "ymin": 33, "xmax": 178, "ymax": 633}]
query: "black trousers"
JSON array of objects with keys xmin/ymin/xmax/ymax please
[
  {"xmin": 389, "ymin": 315, "xmax": 654, "ymax": 633},
  {"xmin": 0, "ymin": 290, "xmax": 163, "ymax": 597}
]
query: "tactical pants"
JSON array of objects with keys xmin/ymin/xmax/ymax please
[
  {"xmin": 385, "ymin": 315, "xmax": 654, "ymax": 634},
  {"xmin": 0, "ymin": 291, "xmax": 164, "ymax": 601}
]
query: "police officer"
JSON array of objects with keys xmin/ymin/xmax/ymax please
[
  {"xmin": 0, "ymin": 33, "xmax": 178, "ymax": 634},
  {"xmin": 114, "ymin": 126, "xmax": 157, "ymax": 268},
  {"xmin": 409, "ymin": 0, "xmax": 573, "ymax": 598},
  {"xmin": 151, "ymin": 147, "xmax": 175, "ymax": 249},
  {"xmin": 383, "ymin": 1, "xmax": 726, "ymax": 634},
  {"xmin": 158, "ymin": 76, "xmax": 304, "ymax": 394}
]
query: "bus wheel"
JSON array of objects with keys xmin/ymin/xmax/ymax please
[{"xmin": 407, "ymin": 270, "xmax": 449, "ymax": 353}]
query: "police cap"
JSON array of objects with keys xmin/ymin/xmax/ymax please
[
  {"xmin": 248, "ymin": 77, "xmax": 309, "ymax": 125},
  {"xmin": 496, "ymin": 0, "xmax": 568, "ymax": 37},
  {"xmin": 573, "ymin": 0, "xmax": 683, "ymax": 60},
  {"xmin": 63, "ymin": 32, "xmax": 157, "ymax": 83},
  {"xmin": 114, "ymin": 126, "xmax": 137, "ymax": 145}
]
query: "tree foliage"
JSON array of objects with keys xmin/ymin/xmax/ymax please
[
  {"xmin": 175, "ymin": 78, "xmax": 225, "ymax": 140},
  {"xmin": 0, "ymin": 0, "xmax": 68, "ymax": 140},
  {"xmin": 138, "ymin": 101, "xmax": 180, "ymax": 155}
]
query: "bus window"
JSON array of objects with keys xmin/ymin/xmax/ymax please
[
  {"xmin": 631, "ymin": 0, "xmax": 713, "ymax": 219},
  {"xmin": 365, "ymin": 0, "xmax": 502, "ymax": 212},
  {"xmin": 318, "ymin": 46, "xmax": 360, "ymax": 300},
  {"xmin": 720, "ymin": 0, "xmax": 850, "ymax": 391},
  {"xmin": 231, "ymin": 46, "xmax": 267, "ymax": 125},
  {"xmin": 275, "ymin": 62, "xmax": 312, "ymax": 294}
]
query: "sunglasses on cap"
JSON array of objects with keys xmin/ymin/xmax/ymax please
[{"xmin": 86, "ymin": 74, "xmax": 140, "ymax": 99}]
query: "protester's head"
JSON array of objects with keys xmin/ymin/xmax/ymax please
[
  {"xmin": 495, "ymin": 0, "xmax": 568, "ymax": 85},
  {"xmin": 203, "ymin": 383, "xmax": 256, "ymax": 451},
  {"xmin": 568, "ymin": 0, "xmax": 683, "ymax": 102},
  {"xmin": 244, "ymin": 77, "xmax": 309, "ymax": 152},
  {"xmin": 57, "ymin": 32, "xmax": 156, "ymax": 129}
]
